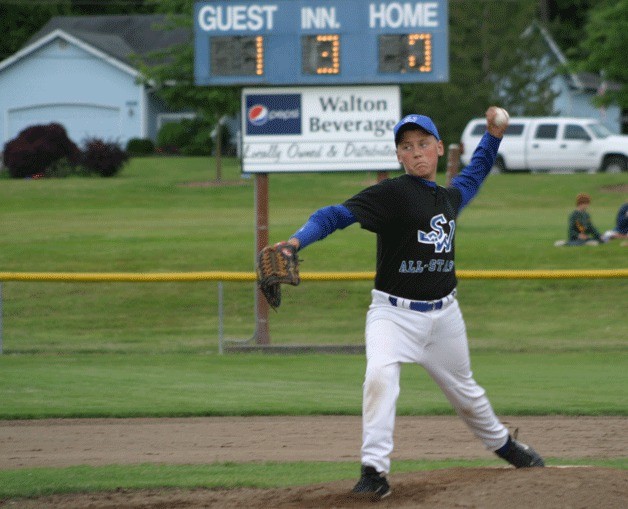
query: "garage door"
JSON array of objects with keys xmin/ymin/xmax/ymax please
[{"xmin": 7, "ymin": 103, "xmax": 121, "ymax": 145}]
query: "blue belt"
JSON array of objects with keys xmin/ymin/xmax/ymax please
[{"xmin": 388, "ymin": 291, "xmax": 455, "ymax": 312}]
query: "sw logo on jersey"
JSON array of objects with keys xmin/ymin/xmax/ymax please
[{"xmin": 417, "ymin": 214, "xmax": 455, "ymax": 253}]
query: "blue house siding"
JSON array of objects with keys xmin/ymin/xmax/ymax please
[
  {"xmin": 0, "ymin": 34, "xmax": 146, "ymax": 146},
  {"xmin": 552, "ymin": 76, "xmax": 622, "ymax": 134}
]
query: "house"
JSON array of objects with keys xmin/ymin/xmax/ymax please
[
  {"xmin": 0, "ymin": 15, "xmax": 194, "ymax": 149},
  {"xmin": 524, "ymin": 21, "xmax": 624, "ymax": 134}
]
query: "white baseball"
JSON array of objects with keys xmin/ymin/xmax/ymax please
[{"xmin": 493, "ymin": 107, "xmax": 509, "ymax": 127}]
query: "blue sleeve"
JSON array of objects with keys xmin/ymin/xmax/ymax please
[
  {"xmin": 450, "ymin": 132, "xmax": 502, "ymax": 211},
  {"xmin": 291, "ymin": 204, "xmax": 356, "ymax": 250}
]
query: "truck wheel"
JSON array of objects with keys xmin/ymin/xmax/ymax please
[{"xmin": 601, "ymin": 155, "xmax": 627, "ymax": 173}]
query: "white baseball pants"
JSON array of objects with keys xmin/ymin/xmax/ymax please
[{"xmin": 361, "ymin": 289, "xmax": 509, "ymax": 474}]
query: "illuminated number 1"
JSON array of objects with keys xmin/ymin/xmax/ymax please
[
  {"xmin": 254, "ymin": 36, "xmax": 264, "ymax": 75},
  {"xmin": 210, "ymin": 35, "xmax": 264, "ymax": 76}
]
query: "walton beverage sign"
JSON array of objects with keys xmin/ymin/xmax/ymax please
[{"xmin": 241, "ymin": 86, "xmax": 401, "ymax": 173}]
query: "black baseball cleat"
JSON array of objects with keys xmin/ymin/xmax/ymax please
[
  {"xmin": 352, "ymin": 465, "xmax": 392, "ymax": 500},
  {"xmin": 496, "ymin": 436, "xmax": 545, "ymax": 468}
]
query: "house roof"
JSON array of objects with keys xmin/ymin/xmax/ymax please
[{"xmin": 25, "ymin": 14, "xmax": 191, "ymax": 67}]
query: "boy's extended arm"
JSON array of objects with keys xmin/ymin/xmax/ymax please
[
  {"xmin": 450, "ymin": 132, "xmax": 501, "ymax": 211},
  {"xmin": 289, "ymin": 204, "xmax": 356, "ymax": 250}
]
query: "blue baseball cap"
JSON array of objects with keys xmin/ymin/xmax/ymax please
[{"xmin": 393, "ymin": 114, "xmax": 440, "ymax": 144}]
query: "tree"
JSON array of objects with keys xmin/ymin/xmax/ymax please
[
  {"xmin": 0, "ymin": 1, "xmax": 159, "ymax": 62},
  {"xmin": 575, "ymin": 0, "xmax": 628, "ymax": 109},
  {"xmin": 67, "ymin": 0, "xmax": 156, "ymax": 16},
  {"xmin": 0, "ymin": 2, "xmax": 72, "ymax": 61},
  {"xmin": 544, "ymin": 0, "xmax": 595, "ymax": 60},
  {"xmin": 134, "ymin": 0, "xmax": 240, "ymax": 122}
]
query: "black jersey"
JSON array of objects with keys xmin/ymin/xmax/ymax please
[{"xmin": 344, "ymin": 174, "xmax": 462, "ymax": 301}]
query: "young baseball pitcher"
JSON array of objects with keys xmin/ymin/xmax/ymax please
[{"xmin": 276, "ymin": 106, "xmax": 545, "ymax": 500}]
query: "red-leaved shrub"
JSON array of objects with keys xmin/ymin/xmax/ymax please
[
  {"xmin": 81, "ymin": 138, "xmax": 129, "ymax": 177},
  {"xmin": 3, "ymin": 123, "xmax": 81, "ymax": 178}
]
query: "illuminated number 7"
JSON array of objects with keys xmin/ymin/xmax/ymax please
[{"xmin": 407, "ymin": 34, "xmax": 432, "ymax": 72}]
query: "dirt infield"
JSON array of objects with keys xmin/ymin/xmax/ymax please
[{"xmin": 1, "ymin": 416, "xmax": 627, "ymax": 508}]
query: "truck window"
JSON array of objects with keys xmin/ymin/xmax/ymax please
[
  {"xmin": 472, "ymin": 122, "xmax": 523, "ymax": 137},
  {"xmin": 471, "ymin": 124, "xmax": 485, "ymax": 135},
  {"xmin": 587, "ymin": 123, "xmax": 612, "ymax": 139},
  {"xmin": 534, "ymin": 124, "xmax": 558, "ymax": 140},
  {"xmin": 564, "ymin": 125, "xmax": 591, "ymax": 141},
  {"xmin": 505, "ymin": 124, "xmax": 524, "ymax": 136}
]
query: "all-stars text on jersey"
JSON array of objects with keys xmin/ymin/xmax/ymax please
[{"xmin": 398, "ymin": 258, "xmax": 454, "ymax": 274}]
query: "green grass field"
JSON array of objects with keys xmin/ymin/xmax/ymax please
[
  {"xmin": 0, "ymin": 157, "xmax": 626, "ymax": 499},
  {"xmin": 0, "ymin": 352, "xmax": 626, "ymax": 419},
  {"xmin": 0, "ymin": 157, "xmax": 626, "ymax": 351}
]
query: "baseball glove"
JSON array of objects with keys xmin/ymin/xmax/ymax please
[{"xmin": 256, "ymin": 242, "xmax": 300, "ymax": 309}]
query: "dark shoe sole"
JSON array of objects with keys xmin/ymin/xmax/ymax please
[{"xmin": 351, "ymin": 488, "xmax": 392, "ymax": 501}]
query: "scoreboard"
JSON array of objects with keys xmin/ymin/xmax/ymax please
[{"xmin": 194, "ymin": 0, "xmax": 449, "ymax": 85}]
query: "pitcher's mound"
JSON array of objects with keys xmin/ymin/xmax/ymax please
[{"xmin": 12, "ymin": 467, "xmax": 627, "ymax": 508}]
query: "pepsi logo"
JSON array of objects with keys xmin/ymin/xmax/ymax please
[
  {"xmin": 245, "ymin": 94, "xmax": 301, "ymax": 135},
  {"xmin": 248, "ymin": 104, "xmax": 268, "ymax": 126}
]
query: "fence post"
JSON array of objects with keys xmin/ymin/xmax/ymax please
[
  {"xmin": 218, "ymin": 281, "xmax": 224, "ymax": 355},
  {"xmin": 0, "ymin": 282, "xmax": 3, "ymax": 354}
]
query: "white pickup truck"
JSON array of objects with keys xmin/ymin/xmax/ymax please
[{"xmin": 459, "ymin": 116, "xmax": 628, "ymax": 173}]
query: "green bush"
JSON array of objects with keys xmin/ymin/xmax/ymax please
[
  {"xmin": 45, "ymin": 156, "xmax": 90, "ymax": 178},
  {"xmin": 156, "ymin": 122, "xmax": 189, "ymax": 154},
  {"xmin": 156, "ymin": 118, "xmax": 214, "ymax": 156},
  {"xmin": 126, "ymin": 138, "xmax": 155, "ymax": 156},
  {"xmin": 181, "ymin": 128, "xmax": 213, "ymax": 156}
]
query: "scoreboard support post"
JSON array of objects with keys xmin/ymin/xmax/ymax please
[{"xmin": 255, "ymin": 173, "xmax": 271, "ymax": 344}]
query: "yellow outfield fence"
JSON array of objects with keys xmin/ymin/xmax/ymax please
[
  {"xmin": 0, "ymin": 269, "xmax": 626, "ymax": 354},
  {"xmin": 0, "ymin": 269, "xmax": 627, "ymax": 282}
]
